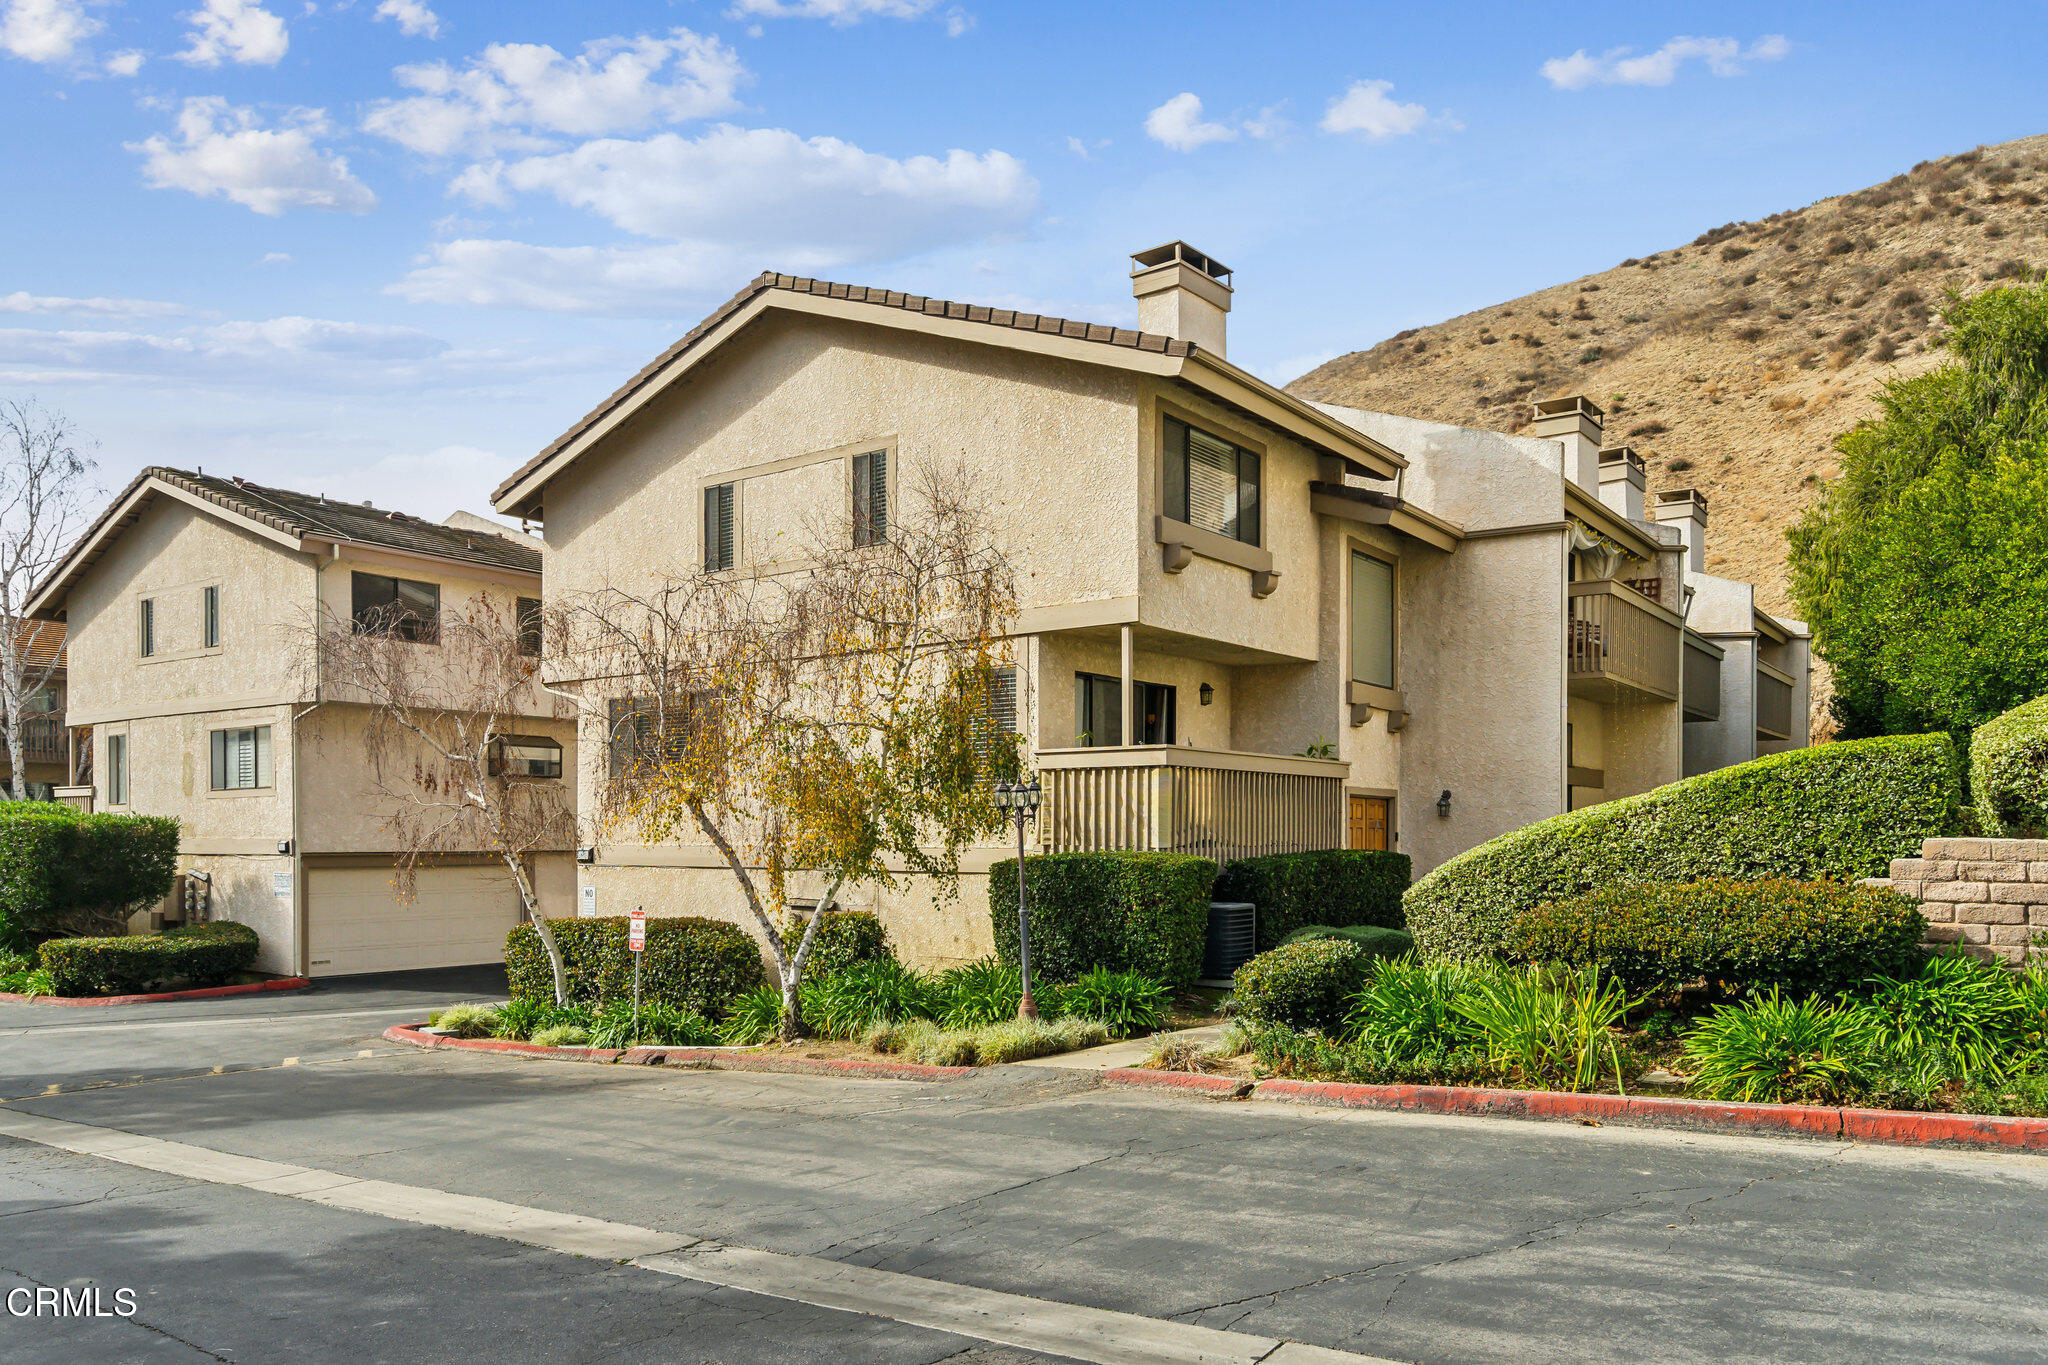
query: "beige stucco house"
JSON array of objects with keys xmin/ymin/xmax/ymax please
[
  {"xmin": 28, "ymin": 470, "xmax": 577, "ymax": 977},
  {"xmin": 488, "ymin": 243, "xmax": 1810, "ymax": 967},
  {"xmin": 0, "ymin": 621, "xmax": 69, "ymax": 796}
]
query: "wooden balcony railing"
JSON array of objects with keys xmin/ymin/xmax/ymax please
[
  {"xmin": 1568, "ymin": 580, "xmax": 1682, "ymax": 703},
  {"xmin": 1683, "ymin": 632, "xmax": 1723, "ymax": 722},
  {"xmin": 1035, "ymin": 746, "xmax": 1346, "ymax": 865},
  {"xmin": 1, "ymin": 713, "xmax": 68, "ymax": 766},
  {"xmin": 1756, "ymin": 660, "xmax": 1796, "ymax": 740}
]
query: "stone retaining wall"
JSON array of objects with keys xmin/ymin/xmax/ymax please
[{"xmin": 1861, "ymin": 837, "xmax": 2048, "ymax": 964}]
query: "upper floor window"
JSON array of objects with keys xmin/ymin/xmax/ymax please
[
  {"xmin": 1075, "ymin": 672, "xmax": 1175, "ymax": 747},
  {"xmin": 703, "ymin": 482, "xmax": 736, "ymax": 571},
  {"xmin": 211, "ymin": 725, "xmax": 273, "ymax": 791},
  {"xmin": 105, "ymin": 733, "xmax": 127, "ymax": 806},
  {"xmin": 1164, "ymin": 417, "xmax": 1260, "ymax": 546},
  {"xmin": 852, "ymin": 449, "xmax": 888, "ymax": 547},
  {"xmin": 515, "ymin": 596, "xmax": 543, "ymax": 658},
  {"xmin": 1350, "ymin": 550, "xmax": 1396, "ymax": 689},
  {"xmin": 351, "ymin": 572, "xmax": 440, "ymax": 643},
  {"xmin": 491, "ymin": 734, "xmax": 562, "ymax": 780},
  {"xmin": 138, "ymin": 598, "xmax": 155, "ymax": 657},
  {"xmin": 607, "ymin": 694, "xmax": 713, "ymax": 778},
  {"xmin": 202, "ymin": 585, "xmax": 220, "ymax": 649}
]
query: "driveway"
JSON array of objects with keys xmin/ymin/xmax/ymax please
[{"xmin": 2, "ymin": 995, "xmax": 2046, "ymax": 1364}]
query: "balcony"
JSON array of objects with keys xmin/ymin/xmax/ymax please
[
  {"xmin": 1756, "ymin": 659, "xmax": 1796, "ymax": 740},
  {"xmin": 1682, "ymin": 631, "xmax": 1724, "ymax": 722},
  {"xmin": 1568, "ymin": 580, "xmax": 1682, "ymax": 703},
  {"xmin": 0, "ymin": 713, "xmax": 67, "ymax": 767},
  {"xmin": 1035, "ymin": 745, "xmax": 1346, "ymax": 864}
]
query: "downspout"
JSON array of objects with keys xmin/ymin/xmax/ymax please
[{"xmin": 288, "ymin": 543, "xmax": 335, "ymax": 977}]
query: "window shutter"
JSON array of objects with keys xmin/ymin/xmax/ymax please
[
  {"xmin": 853, "ymin": 450, "xmax": 887, "ymax": 546},
  {"xmin": 516, "ymin": 597, "xmax": 543, "ymax": 657},
  {"xmin": 703, "ymin": 483, "xmax": 734, "ymax": 571},
  {"xmin": 1350, "ymin": 551, "xmax": 1396, "ymax": 689}
]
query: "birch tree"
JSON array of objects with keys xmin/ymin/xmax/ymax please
[
  {"xmin": 0, "ymin": 401, "xmax": 97, "ymax": 800},
  {"xmin": 560, "ymin": 468, "xmax": 1022, "ymax": 1039}
]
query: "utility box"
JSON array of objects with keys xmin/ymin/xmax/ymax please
[{"xmin": 1201, "ymin": 901, "xmax": 1257, "ymax": 987}]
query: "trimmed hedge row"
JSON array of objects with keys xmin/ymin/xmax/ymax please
[
  {"xmin": 1405, "ymin": 734, "xmax": 1962, "ymax": 962},
  {"xmin": 783, "ymin": 909, "xmax": 891, "ymax": 975},
  {"xmin": 1972, "ymin": 694, "xmax": 2048, "ymax": 839},
  {"xmin": 1215, "ymin": 849, "xmax": 1409, "ymax": 951},
  {"xmin": 1509, "ymin": 879, "xmax": 1927, "ymax": 998},
  {"xmin": 506, "ymin": 915, "xmax": 765, "ymax": 1016},
  {"xmin": 0, "ymin": 805, "xmax": 180, "ymax": 947},
  {"xmin": 39, "ymin": 921, "xmax": 259, "ymax": 997},
  {"xmin": 1231, "ymin": 938, "xmax": 1370, "ymax": 1033},
  {"xmin": 991, "ymin": 852, "xmax": 1215, "ymax": 986},
  {"xmin": 1283, "ymin": 924, "xmax": 1416, "ymax": 963}
]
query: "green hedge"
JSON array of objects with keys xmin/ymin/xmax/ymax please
[
  {"xmin": 990, "ymin": 852, "xmax": 1216, "ymax": 986},
  {"xmin": 506, "ymin": 915, "xmax": 765, "ymax": 1016},
  {"xmin": 1215, "ymin": 849, "xmax": 1409, "ymax": 951},
  {"xmin": 1406, "ymin": 734, "xmax": 1962, "ymax": 962},
  {"xmin": 0, "ymin": 805, "xmax": 180, "ymax": 947},
  {"xmin": 1510, "ymin": 879, "xmax": 1927, "ymax": 997},
  {"xmin": 1283, "ymin": 924, "xmax": 1416, "ymax": 963},
  {"xmin": 782, "ymin": 909, "xmax": 892, "ymax": 974},
  {"xmin": 1231, "ymin": 938, "xmax": 1371, "ymax": 1033},
  {"xmin": 1972, "ymin": 694, "xmax": 2048, "ymax": 838},
  {"xmin": 40, "ymin": 921, "xmax": 258, "ymax": 997}
]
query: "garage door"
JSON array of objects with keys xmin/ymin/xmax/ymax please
[{"xmin": 306, "ymin": 864, "xmax": 523, "ymax": 977}]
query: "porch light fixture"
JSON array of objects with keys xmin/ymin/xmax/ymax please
[
  {"xmin": 1436, "ymin": 789, "xmax": 1452, "ymax": 819},
  {"xmin": 994, "ymin": 779, "xmax": 1044, "ymax": 1019},
  {"xmin": 1199, "ymin": 683, "xmax": 1214, "ymax": 706},
  {"xmin": 276, "ymin": 839, "xmax": 292, "ymax": 855},
  {"xmin": 576, "ymin": 846, "xmax": 597, "ymax": 864}
]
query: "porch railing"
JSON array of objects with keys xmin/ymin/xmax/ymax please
[
  {"xmin": 1568, "ymin": 580, "xmax": 1681, "ymax": 702},
  {"xmin": 1756, "ymin": 660, "xmax": 1795, "ymax": 740},
  {"xmin": 0, "ymin": 713, "xmax": 67, "ymax": 765},
  {"xmin": 1035, "ymin": 746, "xmax": 1346, "ymax": 865}
]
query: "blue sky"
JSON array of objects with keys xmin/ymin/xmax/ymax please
[{"xmin": 2, "ymin": 0, "xmax": 2043, "ymax": 521}]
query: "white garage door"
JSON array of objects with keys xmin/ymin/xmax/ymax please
[{"xmin": 306, "ymin": 865, "xmax": 523, "ymax": 977}]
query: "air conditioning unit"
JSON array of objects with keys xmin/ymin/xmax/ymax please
[{"xmin": 1201, "ymin": 901, "xmax": 1257, "ymax": 987}]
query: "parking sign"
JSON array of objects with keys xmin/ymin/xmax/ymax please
[{"xmin": 628, "ymin": 909, "xmax": 646, "ymax": 952}]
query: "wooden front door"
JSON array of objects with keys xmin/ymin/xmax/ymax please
[{"xmin": 1348, "ymin": 795, "xmax": 1389, "ymax": 851}]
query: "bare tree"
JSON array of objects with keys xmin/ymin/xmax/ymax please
[
  {"xmin": 0, "ymin": 401, "xmax": 97, "ymax": 800},
  {"xmin": 559, "ymin": 467, "xmax": 1022, "ymax": 1039},
  {"xmin": 300, "ymin": 593, "xmax": 578, "ymax": 1003}
]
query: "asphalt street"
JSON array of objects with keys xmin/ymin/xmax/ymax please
[{"xmin": 3, "ymin": 969, "xmax": 2047, "ymax": 1364}]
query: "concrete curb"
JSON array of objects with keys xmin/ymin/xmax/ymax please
[
  {"xmin": 0, "ymin": 977, "xmax": 312, "ymax": 1008},
  {"xmin": 385, "ymin": 1024, "xmax": 972, "ymax": 1082},
  {"xmin": 1101, "ymin": 1071, "xmax": 2048, "ymax": 1152}
]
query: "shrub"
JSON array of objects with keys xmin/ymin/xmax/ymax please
[
  {"xmin": 871, "ymin": 1016, "xmax": 1106, "ymax": 1066},
  {"xmin": 1284, "ymin": 924, "xmax": 1415, "ymax": 963},
  {"xmin": 933, "ymin": 958, "xmax": 1022, "ymax": 1027},
  {"xmin": 39, "ymin": 921, "xmax": 259, "ymax": 997},
  {"xmin": 1845, "ymin": 953, "xmax": 2028, "ymax": 1074},
  {"xmin": 1510, "ymin": 879, "xmax": 1928, "ymax": 997},
  {"xmin": 1231, "ymin": 939, "xmax": 1370, "ymax": 1032},
  {"xmin": 493, "ymin": 998, "xmax": 587, "ymax": 1042},
  {"xmin": 0, "ymin": 806, "xmax": 180, "ymax": 947},
  {"xmin": 429, "ymin": 1003, "xmax": 500, "ymax": 1038},
  {"xmin": 530, "ymin": 1023, "xmax": 591, "ymax": 1048},
  {"xmin": 1454, "ymin": 966, "xmax": 1633, "ymax": 1092},
  {"xmin": 505, "ymin": 915, "xmax": 764, "ymax": 1017},
  {"xmin": 1247, "ymin": 1022, "xmax": 1498, "ymax": 1088},
  {"xmin": 720, "ymin": 985, "xmax": 783, "ymax": 1045},
  {"xmin": 1681, "ymin": 992, "xmax": 1864, "ymax": 1104},
  {"xmin": 1215, "ymin": 850, "xmax": 1409, "ymax": 952},
  {"xmin": 1972, "ymin": 694, "xmax": 2048, "ymax": 837},
  {"xmin": 805, "ymin": 958, "xmax": 935, "ymax": 1039},
  {"xmin": 1406, "ymin": 735, "xmax": 1962, "ymax": 961},
  {"xmin": 1343, "ymin": 957, "xmax": 1475, "ymax": 1056},
  {"xmin": 990, "ymin": 852, "xmax": 1215, "ymax": 986},
  {"xmin": 587, "ymin": 999, "xmax": 723, "ymax": 1049},
  {"xmin": 1053, "ymin": 967, "xmax": 1169, "ymax": 1039},
  {"xmin": 781, "ymin": 910, "xmax": 892, "ymax": 976}
]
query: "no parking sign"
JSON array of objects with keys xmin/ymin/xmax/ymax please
[{"xmin": 628, "ymin": 908, "xmax": 646, "ymax": 953}]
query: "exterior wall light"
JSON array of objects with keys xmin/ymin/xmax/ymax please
[
  {"xmin": 1436, "ymin": 789, "xmax": 1453, "ymax": 818},
  {"xmin": 993, "ymin": 779, "xmax": 1044, "ymax": 1019},
  {"xmin": 276, "ymin": 839, "xmax": 292, "ymax": 855},
  {"xmin": 576, "ymin": 846, "xmax": 597, "ymax": 864},
  {"xmin": 1199, "ymin": 683, "xmax": 1214, "ymax": 706}
]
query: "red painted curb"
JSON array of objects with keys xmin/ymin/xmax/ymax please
[
  {"xmin": 0, "ymin": 977, "xmax": 312, "ymax": 1008},
  {"xmin": 386, "ymin": 1025, "xmax": 970, "ymax": 1081},
  {"xmin": 384, "ymin": 1025, "xmax": 625, "ymax": 1063},
  {"xmin": 1102, "ymin": 1067, "xmax": 1251, "ymax": 1097}
]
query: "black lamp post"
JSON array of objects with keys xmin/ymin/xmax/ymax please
[{"xmin": 995, "ymin": 778, "xmax": 1043, "ymax": 1019}]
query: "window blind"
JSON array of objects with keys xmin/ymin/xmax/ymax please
[
  {"xmin": 138, "ymin": 599, "xmax": 154, "ymax": 657},
  {"xmin": 1350, "ymin": 551, "xmax": 1396, "ymax": 688},
  {"xmin": 516, "ymin": 597, "xmax": 543, "ymax": 657},
  {"xmin": 211, "ymin": 726, "xmax": 272, "ymax": 791},
  {"xmin": 202, "ymin": 585, "xmax": 219, "ymax": 649},
  {"xmin": 1164, "ymin": 419, "xmax": 1259, "ymax": 545},
  {"xmin": 703, "ymin": 483, "xmax": 735, "ymax": 571}
]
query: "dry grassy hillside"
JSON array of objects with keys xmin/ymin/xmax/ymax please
[{"xmin": 1290, "ymin": 133, "xmax": 2048, "ymax": 620}]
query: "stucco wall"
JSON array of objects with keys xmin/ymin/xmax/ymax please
[{"xmin": 183, "ymin": 852, "xmax": 296, "ymax": 975}]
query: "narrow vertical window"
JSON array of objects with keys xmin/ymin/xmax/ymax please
[
  {"xmin": 515, "ymin": 596, "xmax": 543, "ymax": 657},
  {"xmin": 106, "ymin": 734, "xmax": 127, "ymax": 805},
  {"xmin": 202, "ymin": 585, "xmax": 219, "ymax": 649},
  {"xmin": 1350, "ymin": 550, "xmax": 1396, "ymax": 689},
  {"xmin": 852, "ymin": 449, "xmax": 887, "ymax": 546},
  {"xmin": 138, "ymin": 599, "xmax": 155, "ymax": 658},
  {"xmin": 702, "ymin": 482, "xmax": 735, "ymax": 571}
]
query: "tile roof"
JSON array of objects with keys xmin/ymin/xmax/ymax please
[
  {"xmin": 494, "ymin": 271, "xmax": 1196, "ymax": 507},
  {"xmin": 14, "ymin": 620, "xmax": 63, "ymax": 674}
]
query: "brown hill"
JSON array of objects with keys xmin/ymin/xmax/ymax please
[{"xmin": 1289, "ymin": 133, "xmax": 2048, "ymax": 622}]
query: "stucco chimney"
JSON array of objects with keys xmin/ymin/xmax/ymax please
[
  {"xmin": 1528, "ymin": 395, "xmax": 1604, "ymax": 491},
  {"xmin": 1131, "ymin": 242, "xmax": 1232, "ymax": 357},
  {"xmin": 1653, "ymin": 488, "xmax": 1709, "ymax": 573},
  {"xmin": 1598, "ymin": 445, "xmax": 1646, "ymax": 521}
]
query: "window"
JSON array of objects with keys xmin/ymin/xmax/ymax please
[
  {"xmin": 138, "ymin": 599, "xmax": 155, "ymax": 657},
  {"xmin": 491, "ymin": 734, "xmax": 562, "ymax": 779},
  {"xmin": 210, "ymin": 726, "xmax": 273, "ymax": 791},
  {"xmin": 351, "ymin": 572, "xmax": 440, "ymax": 643},
  {"xmin": 202, "ymin": 585, "xmax": 219, "ymax": 649},
  {"xmin": 1163, "ymin": 417, "xmax": 1260, "ymax": 546},
  {"xmin": 852, "ymin": 449, "xmax": 887, "ymax": 546},
  {"xmin": 973, "ymin": 666, "xmax": 1019, "ymax": 772},
  {"xmin": 607, "ymin": 694, "xmax": 710, "ymax": 778},
  {"xmin": 105, "ymin": 733, "xmax": 127, "ymax": 805},
  {"xmin": 703, "ymin": 482, "xmax": 735, "ymax": 571},
  {"xmin": 1074, "ymin": 672, "xmax": 1175, "ymax": 747},
  {"xmin": 516, "ymin": 597, "xmax": 543, "ymax": 658},
  {"xmin": 1349, "ymin": 550, "xmax": 1396, "ymax": 689}
]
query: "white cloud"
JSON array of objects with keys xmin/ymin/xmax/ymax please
[
  {"xmin": 1242, "ymin": 104, "xmax": 1291, "ymax": 140},
  {"xmin": 1542, "ymin": 35, "xmax": 1790, "ymax": 90},
  {"xmin": 177, "ymin": 0, "xmax": 288, "ymax": 66},
  {"xmin": 726, "ymin": 0, "xmax": 942, "ymax": 23},
  {"xmin": 130, "ymin": 98, "xmax": 378, "ymax": 216},
  {"xmin": 0, "ymin": 291, "xmax": 197, "ymax": 318},
  {"xmin": 1144, "ymin": 92, "xmax": 1235, "ymax": 153},
  {"xmin": 1, "ymin": 0, "xmax": 100, "ymax": 63},
  {"xmin": 256, "ymin": 251, "xmax": 292, "ymax": 265},
  {"xmin": 390, "ymin": 239, "xmax": 769, "ymax": 314},
  {"xmin": 1319, "ymin": 79, "xmax": 1429, "ymax": 139},
  {"xmin": 373, "ymin": 0, "xmax": 439, "ymax": 39},
  {"xmin": 103, "ymin": 48, "xmax": 143, "ymax": 75},
  {"xmin": 362, "ymin": 29, "xmax": 746, "ymax": 157}
]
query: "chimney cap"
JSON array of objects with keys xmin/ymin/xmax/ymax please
[
  {"xmin": 1655, "ymin": 487, "xmax": 1707, "ymax": 509},
  {"xmin": 1131, "ymin": 241, "xmax": 1231, "ymax": 288},
  {"xmin": 1533, "ymin": 394, "xmax": 1605, "ymax": 424},
  {"xmin": 1599, "ymin": 445, "xmax": 1646, "ymax": 472}
]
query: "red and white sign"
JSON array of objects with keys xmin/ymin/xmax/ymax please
[{"xmin": 628, "ymin": 909, "xmax": 646, "ymax": 953}]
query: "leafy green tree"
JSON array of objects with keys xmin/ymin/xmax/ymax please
[{"xmin": 1788, "ymin": 283, "xmax": 2048, "ymax": 739}]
